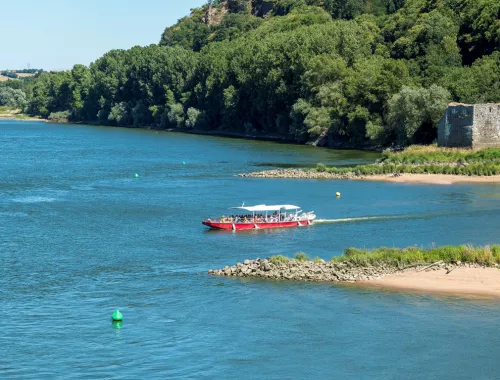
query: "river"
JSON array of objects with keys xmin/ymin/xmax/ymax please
[{"xmin": 1, "ymin": 120, "xmax": 500, "ymax": 379}]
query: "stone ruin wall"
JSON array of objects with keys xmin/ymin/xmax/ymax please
[
  {"xmin": 438, "ymin": 103, "xmax": 500, "ymax": 148},
  {"xmin": 438, "ymin": 104, "xmax": 474, "ymax": 147},
  {"xmin": 472, "ymin": 104, "xmax": 500, "ymax": 148}
]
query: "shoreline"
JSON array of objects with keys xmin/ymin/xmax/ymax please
[
  {"xmin": 209, "ymin": 258, "xmax": 500, "ymax": 299},
  {"xmin": 0, "ymin": 117, "xmax": 381, "ymax": 151},
  {"xmin": 364, "ymin": 173, "xmax": 500, "ymax": 184},
  {"xmin": 361, "ymin": 267, "xmax": 500, "ymax": 298},
  {"xmin": 0, "ymin": 116, "xmax": 48, "ymax": 122},
  {"xmin": 0, "ymin": 112, "xmax": 48, "ymax": 122},
  {"xmin": 239, "ymin": 169, "xmax": 500, "ymax": 184}
]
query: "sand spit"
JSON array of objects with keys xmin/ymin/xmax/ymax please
[
  {"xmin": 209, "ymin": 258, "xmax": 500, "ymax": 298},
  {"xmin": 239, "ymin": 169, "xmax": 500, "ymax": 184}
]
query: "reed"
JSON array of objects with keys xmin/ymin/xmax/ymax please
[
  {"xmin": 382, "ymin": 146, "xmax": 500, "ymax": 165},
  {"xmin": 332, "ymin": 245, "xmax": 500, "ymax": 267},
  {"xmin": 314, "ymin": 146, "xmax": 500, "ymax": 176}
]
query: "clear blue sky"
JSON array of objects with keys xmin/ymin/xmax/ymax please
[{"xmin": 0, "ymin": 0, "xmax": 206, "ymax": 71}]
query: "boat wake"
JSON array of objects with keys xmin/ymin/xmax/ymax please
[
  {"xmin": 315, "ymin": 215, "xmax": 410, "ymax": 224},
  {"xmin": 316, "ymin": 207, "xmax": 499, "ymax": 225}
]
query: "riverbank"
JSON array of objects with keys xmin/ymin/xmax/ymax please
[
  {"xmin": 209, "ymin": 246, "xmax": 500, "ymax": 298},
  {"xmin": 239, "ymin": 169, "xmax": 500, "ymax": 184},
  {"xmin": 0, "ymin": 108, "xmax": 47, "ymax": 122}
]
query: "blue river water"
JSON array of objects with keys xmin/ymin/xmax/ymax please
[{"xmin": 1, "ymin": 120, "xmax": 500, "ymax": 379}]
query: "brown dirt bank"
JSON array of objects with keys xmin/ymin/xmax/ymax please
[
  {"xmin": 362, "ymin": 267, "xmax": 500, "ymax": 298},
  {"xmin": 239, "ymin": 169, "xmax": 500, "ymax": 184}
]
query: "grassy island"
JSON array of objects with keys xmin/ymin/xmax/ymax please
[
  {"xmin": 210, "ymin": 245, "xmax": 500, "ymax": 298},
  {"xmin": 315, "ymin": 145, "xmax": 500, "ymax": 177},
  {"xmin": 240, "ymin": 145, "xmax": 500, "ymax": 184}
]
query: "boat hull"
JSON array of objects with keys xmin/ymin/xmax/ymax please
[{"xmin": 202, "ymin": 220, "xmax": 313, "ymax": 230}]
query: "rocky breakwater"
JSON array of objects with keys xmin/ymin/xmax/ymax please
[
  {"xmin": 210, "ymin": 258, "xmax": 402, "ymax": 282},
  {"xmin": 208, "ymin": 258, "xmax": 489, "ymax": 283},
  {"xmin": 238, "ymin": 169, "xmax": 362, "ymax": 180}
]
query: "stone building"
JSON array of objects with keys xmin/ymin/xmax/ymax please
[{"xmin": 438, "ymin": 103, "xmax": 500, "ymax": 148}]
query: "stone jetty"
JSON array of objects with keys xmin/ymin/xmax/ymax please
[
  {"xmin": 208, "ymin": 258, "xmax": 479, "ymax": 283},
  {"xmin": 238, "ymin": 168, "xmax": 363, "ymax": 180},
  {"xmin": 208, "ymin": 258, "xmax": 485, "ymax": 282}
]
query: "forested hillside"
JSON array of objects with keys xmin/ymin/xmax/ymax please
[{"xmin": 19, "ymin": 0, "xmax": 500, "ymax": 146}]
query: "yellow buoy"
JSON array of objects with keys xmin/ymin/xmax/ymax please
[{"xmin": 336, "ymin": 192, "xmax": 341, "ymax": 197}]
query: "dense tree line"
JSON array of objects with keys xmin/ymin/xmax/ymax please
[{"xmin": 25, "ymin": 0, "xmax": 500, "ymax": 146}]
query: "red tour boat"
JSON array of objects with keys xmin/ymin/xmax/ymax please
[{"xmin": 202, "ymin": 204, "xmax": 316, "ymax": 231}]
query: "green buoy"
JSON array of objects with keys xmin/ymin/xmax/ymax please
[
  {"xmin": 134, "ymin": 173, "xmax": 139, "ymax": 178},
  {"xmin": 112, "ymin": 309, "xmax": 123, "ymax": 322},
  {"xmin": 182, "ymin": 161, "xmax": 186, "ymax": 165}
]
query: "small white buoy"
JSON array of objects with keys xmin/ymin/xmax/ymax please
[{"xmin": 336, "ymin": 192, "xmax": 341, "ymax": 197}]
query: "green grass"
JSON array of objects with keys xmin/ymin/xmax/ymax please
[
  {"xmin": 381, "ymin": 145, "xmax": 500, "ymax": 165},
  {"xmin": 332, "ymin": 245, "xmax": 500, "ymax": 267},
  {"xmin": 270, "ymin": 246, "xmax": 500, "ymax": 268},
  {"xmin": 313, "ymin": 145, "xmax": 500, "ymax": 177}
]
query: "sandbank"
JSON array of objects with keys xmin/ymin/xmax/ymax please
[
  {"xmin": 364, "ymin": 173, "xmax": 500, "ymax": 185},
  {"xmin": 362, "ymin": 267, "xmax": 500, "ymax": 298}
]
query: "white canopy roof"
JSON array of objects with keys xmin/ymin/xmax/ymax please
[{"xmin": 230, "ymin": 204, "xmax": 300, "ymax": 212}]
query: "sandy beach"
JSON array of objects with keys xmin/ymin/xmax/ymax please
[
  {"xmin": 240, "ymin": 169, "xmax": 500, "ymax": 185},
  {"xmin": 363, "ymin": 267, "xmax": 500, "ymax": 298},
  {"xmin": 364, "ymin": 173, "xmax": 500, "ymax": 185}
]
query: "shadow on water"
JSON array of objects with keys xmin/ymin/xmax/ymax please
[{"xmin": 203, "ymin": 226, "xmax": 314, "ymax": 235}]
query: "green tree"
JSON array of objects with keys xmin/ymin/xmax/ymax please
[
  {"xmin": 227, "ymin": 0, "xmax": 249, "ymax": 13},
  {"xmin": 386, "ymin": 85, "xmax": 451, "ymax": 144},
  {"xmin": 0, "ymin": 87, "xmax": 27, "ymax": 107},
  {"xmin": 323, "ymin": 0, "xmax": 365, "ymax": 19}
]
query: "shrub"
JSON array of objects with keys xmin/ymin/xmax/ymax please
[
  {"xmin": 294, "ymin": 252, "xmax": 310, "ymax": 262},
  {"xmin": 270, "ymin": 255, "xmax": 290, "ymax": 265},
  {"xmin": 316, "ymin": 163, "xmax": 327, "ymax": 172},
  {"xmin": 48, "ymin": 110, "xmax": 70, "ymax": 123}
]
